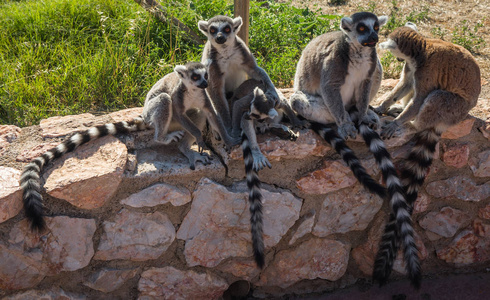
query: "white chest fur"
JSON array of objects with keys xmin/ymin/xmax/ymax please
[
  {"xmin": 340, "ymin": 47, "xmax": 372, "ymax": 107},
  {"xmin": 217, "ymin": 46, "xmax": 248, "ymax": 93},
  {"xmin": 183, "ymin": 88, "xmax": 205, "ymax": 111}
]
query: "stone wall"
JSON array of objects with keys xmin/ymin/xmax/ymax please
[{"xmin": 0, "ymin": 93, "xmax": 489, "ymax": 299}]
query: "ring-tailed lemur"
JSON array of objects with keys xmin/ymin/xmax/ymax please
[
  {"xmin": 20, "ymin": 62, "xmax": 237, "ymax": 231},
  {"xmin": 229, "ymin": 79, "xmax": 302, "ymax": 268},
  {"xmin": 290, "ymin": 12, "xmax": 417, "ymax": 286},
  {"xmin": 198, "ymin": 15, "xmax": 280, "ymax": 130},
  {"xmin": 372, "ymin": 22, "xmax": 481, "ymax": 287}
]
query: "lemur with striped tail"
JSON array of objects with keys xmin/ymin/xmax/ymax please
[
  {"xmin": 230, "ymin": 79, "xmax": 304, "ymax": 268},
  {"xmin": 198, "ymin": 15, "xmax": 280, "ymax": 130},
  {"xmin": 20, "ymin": 62, "xmax": 238, "ymax": 231},
  {"xmin": 372, "ymin": 22, "xmax": 481, "ymax": 287},
  {"xmin": 290, "ymin": 12, "xmax": 418, "ymax": 286}
]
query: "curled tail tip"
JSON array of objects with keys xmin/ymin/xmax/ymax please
[
  {"xmin": 410, "ymin": 272, "xmax": 422, "ymax": 289},
  {"xmin": 372, "ymin": 270, "xmax": 389, "ymax": 287},
  {"xmin": 254, "ymin": 252, "xmax": 265, "ymax": 269},
  {"xmin": 30, "ymin": 217, "xmax": 46, "ymax": 232}
]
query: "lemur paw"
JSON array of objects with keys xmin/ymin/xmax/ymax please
[
  {"xmin": 381, "ymin": 120, "xmax": 401, "ymax": 139},
  {"xmin": 386, "ymin": 105, "xmax": 404, "ymax": 118},
  {"xmin": 188, "ymin": 152, "xmax": 212, "ymax": 170},
  {"xmin": 360, "ymin": 114, "xmax": 379, "ymax": 130},
  {"xmin": 373, "ymin": 105, "xmax": 388, "ymax": 116},
  {"xmin": 291, "ymin": 118, "xmax": 310, "ymax": 130},
  {"xmin": 161, "ymin": 131, "xmax": 185, "ymax": 144},
  {"xmin": 338, "ymin": 122, "xmax": 358, "ymax": 140},
  {"xmin": 252, "ymin": 150, "xmax": 272, "ymax": 171},
  {"xmin": 196, "ymin": 139, "xmax": 207, "ymax": 153}
]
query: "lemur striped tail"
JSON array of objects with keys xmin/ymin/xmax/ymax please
[
  {"xmin": 20, "ymin": 118, "xmax": 148, "ymax": 231},
  {"xmin": 310, "ymin": 122, "xmax": 387, "ymax": 199},
  {"xmin": 359, "ymin": 124, "xmax": 420, "ymax": 288},
  {"xmin": 241, "ymin": 131, "xmax": 265, "ymax": 268}
]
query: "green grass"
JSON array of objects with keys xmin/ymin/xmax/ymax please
[
  {"xmin": 1, "ymin": 0, "xmax": 482, "ymax": 127},
  {"xmin": 0, "ymin": 0, "xmax": 340, "ymax": 127}
]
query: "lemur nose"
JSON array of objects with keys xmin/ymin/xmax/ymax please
[
  {"xmin": 216, "ymin": 34, "xmax": 226, "ymax": 44},
  {"xmin": 199, "ymin": 81, "xmax": 208, "ymax": 89}
]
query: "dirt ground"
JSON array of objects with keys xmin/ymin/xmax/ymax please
[{"xmin": 287, "ymin": 0, "xmax": 489, "ymax": 120}]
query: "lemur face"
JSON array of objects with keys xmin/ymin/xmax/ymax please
[
  {"xmin": 174, "ymin": 62, "xmax": 208, "ymax": 89},
  {"xmin": 340, "ymin": 12, "xmax": 388, "ymax": 47},
  {"xmin": 248, "ymin": 87, "xmax": 278, "ymax": 121},
  {"xmin": 198, "ymin": 16, "xmax": 243, "ymax": 46}
]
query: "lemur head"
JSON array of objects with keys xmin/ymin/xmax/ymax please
[
  {"xmin": 340, "ymin": 12, "xmax": 388, "ymax": 47},
  {"xmin": 174, "ymin": 62, "xmax": 208, "ymax": 89},
  {"xmin": 198, "ymin": 15, "xmax": 242, "ymax": 46},
  {"xmin": 247, "ymin": 87, "xmax": 278, "ymax": 121},
  {"xmin": 379, "ymin": 22, "xmax": 420, "ymax": 62}
]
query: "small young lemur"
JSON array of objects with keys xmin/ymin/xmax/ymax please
[
  {"xmin": 291, "ymin": 12, "xmax": 419, "ymax": 286},
  {"xmin": 20, "ymin": 62, "xmax": 236, "ymax": 231},
  {"xmin": 229, "ymin": 79, "xmax": 304, "ymax": 267},
  {"xmin": 372, "ymin": 22, "xmax": 481, "ymax": 287},
  {"xmin": 198, "ymin": 15, "xmax": 280, "ymax": 130}
]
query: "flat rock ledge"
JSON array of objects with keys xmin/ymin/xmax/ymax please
[{"xmin": 0, "ymin": 98, "xmax": 488, "ymax": 298}]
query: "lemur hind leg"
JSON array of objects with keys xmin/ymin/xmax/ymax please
[
  {"xmin": 290, "ymin": 91, "xmax": 336, "ymax": 124},
  {"xmin": 414, "ymin": 90, "xmax": 471, "ymax": 132},
  {"xmin": 143, "ymin": 93, "xmax": 184, "ymax": 144},
  {"xmin": 177, "ymin": 109, "xmax": 212, "ymax": 170}
]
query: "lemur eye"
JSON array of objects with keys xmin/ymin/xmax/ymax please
[
  {"xmin": 224, "ymin": 26, "xmax": 231, "ymax": 33},
  {"xmin": 250, "ymin": 113, "xmax": 260, "ymax": 119},
  {"xmin": 209, "ymin": 27, "xmax": 217, "ymax": 34},
  {"xmin": 204, "ymin": 73, "xmax": 208, "ymax": 80},
  {"xmin": 191, "ymin": 75, "xmax": 200, "ymax": 81},
  {"xmin": 374, "ymin": 25, "xmax": 379, "ymax": 31},
  {"xmin": 358, "ymin": 26, "xmax": 366, "ymax": 32}
]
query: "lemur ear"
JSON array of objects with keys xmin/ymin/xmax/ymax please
[
  {"xmin": 253, "ymin": 87, "xmax": 265, "ymax": 99},
  {"xmin": 233, "ymin": 16, "xmax": 243, "ymax": 33},
  {"xmin": 405, "ymin": 22, "xmax": 418, "ymax": 31},
  {"xmin": 340, "ymin": 17, "xmax": 354, "ymax": 32},
  {"xmin": 198, "ymin": 20, "xmax": 208, "ymax": 35},
  {"xmin": 378, "ymin": 16, "xmax": 389, "ymax": 27},
  {"xmin": 174, "ymin": 65, "xmax": 187, "ymax": 78}
]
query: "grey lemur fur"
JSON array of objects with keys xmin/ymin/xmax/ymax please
[
  {"xmin": 291, "ymin": 12, "xmax": 406, "ymax": 199},
  {"xmin": 372, "ymin": 23, "xmax": 481, "ymax": 288},
  {"xmin": 20, "ymin": 62, "xmax": 236, "ymax": 231},
  {"xmin": 291, "ymin": 12, "xmax": 417, "ymax": 286},
  {"xmin": 198, "ymin": 15, "xmax": 280, "ymax": 130}
]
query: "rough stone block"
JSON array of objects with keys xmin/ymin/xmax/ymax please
[
  {"xmin": 312, "ymin": 185, "xmax": 383, "ymax": 236},
  {"xmin": 441, "ymin": 118, "xmax": 475, "ymax": 140},
  {"xmin": 256, "ymin": 238, "xmax": 350, "ymax": 288},
  {"xmin": 121, "ymin": 183, "xmax": 191, "ymax": 208},
  {"xmin": 442, "ymin": 143, "xmax": 470, "ymax": 168},
  {"xmin": 0, "ymin": 167, "xmax": 23, "ymax": 223},
  {"xmin": 419, "ymin": 207, "xmax": 471, "ymax": 238},
  {"xmin": 296, "ymin": 160, "xmax": 357, "ymax": 195},
  {"xmin": 177, "ymin": 178, "xmax": 301, "ymax": 268},
  {"xmin": 94, "ymin": 209, "xmax": 175, "ymax": 261},
  {"xmin": 426, "ymin": 176, "xmax": 490, "ymax": 202},
  {"xmin": 43, "ymin": 135, "xmax": 127, "ymax": 210},
  {"xmin": 138, "ymin": 267, "xmax": 228, "ymax": 300}
]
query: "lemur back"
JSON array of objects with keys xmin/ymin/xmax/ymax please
[{"xmin": 373, "ymin": 23, "xmax": 481, "ymax": 287}]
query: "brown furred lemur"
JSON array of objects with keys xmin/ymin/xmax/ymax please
[{"xmin": 373, "ymin": 22, "xmax": 481, "ymax": 287}]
